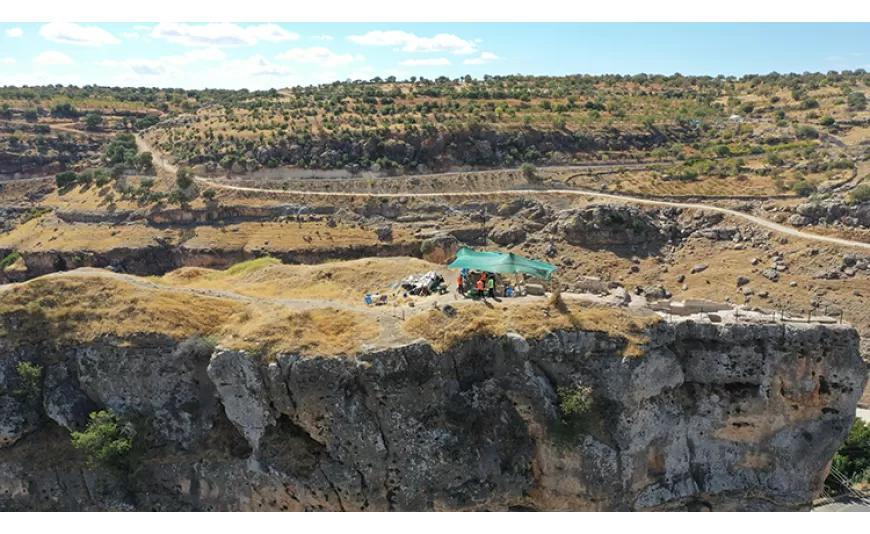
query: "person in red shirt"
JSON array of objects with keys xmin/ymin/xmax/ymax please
[
  {"xmin": 476, "ymin": 279, "xmax": 485, "ymax": 298},
  {"xmin": 457, "ymin": 274, "xmax": 465, "ymax": 296}
]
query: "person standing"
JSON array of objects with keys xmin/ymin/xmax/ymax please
[
  {"xmin": 487, "ymin": 275, "xmax": 495, "ymax": 298},
  {"xmin": 476, "ymin": 278, "xmax": 485, "ymax": 299},
  {"xmin": 457, "ymin": 273, "xmax": 465, "ymax": 296}
]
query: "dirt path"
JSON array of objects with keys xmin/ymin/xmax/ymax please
[{"xmin": 135, "ymin": 134, "xmax": 870, "ymax": 251}]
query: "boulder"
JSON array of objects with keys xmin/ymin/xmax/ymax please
[{"xmin": 761, "ymin": 269, "xmax": 779, "ymax": 282}]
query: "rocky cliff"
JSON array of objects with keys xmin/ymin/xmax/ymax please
[{"xmin": 0, "ymin": 316, "xmax": 866, "ymax": 511}]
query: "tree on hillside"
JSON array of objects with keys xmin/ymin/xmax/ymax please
[
  {"xmin": 85, "ymin": 112, "xmax": 103, "ymax": 131},
  {"xmin": 55, "ymin": 171, "xmax": 78, "ymax": 189},
  {"xmin": 848, "ymin": 92, "xmax": 867, "ymax": 111},
  {"xmin": 176, "ymin": 167, "xmax": 194, "ymax": 189},
  {"xmin": 136, "ymin": 152, "xmax": 153, "ymax": 170}
]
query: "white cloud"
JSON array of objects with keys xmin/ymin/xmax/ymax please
[
  {"xmin": 39, "ymin": 22, "xmax": 120, "ymax": 47},
  {"xmin": 1, "ymin": 58, "xmax": 15, "ymax": 64},
  {"xmin": 399, "ymin": 58, "xmax": 451, "ymax": 66},
  {"xmin": 312, "ymin": 35, "xmax": 333, "ymax": 41},
  {"xmin": 133, "ymin": 25, "xmax": 152, "ymax": 31},
  {"xmin": 6, "ymin": 28, "xmax": 23, "ymax": 38},
  {"xmin": 150, "ymin": 22, "xmax": 298, "ymax": 47},
  {"xmin": 121, "ymin": 32, "xmax": 140, "ymax": 40},
  {"xmin": 277, "ymin": 47, "xmax": 363, "ymax": 67},
  {"xmin": 463, "ymin": 52, "xmax": 500, "ymax": 65},
  {"xmin": 348, "ymin": 30, "xmax": 476, "ymax": 54},
  {"xmin": 96, "ymin": 48, "xmax": 226, "ymax": 77},
  {"xmin": 34, "ymin": 51, "xmax": 75, "ymax": 65}
]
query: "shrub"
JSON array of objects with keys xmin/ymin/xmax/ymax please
[
  {"xmin": 34, "ymin": 124, "xmax": 50, "ymax": 134},
  {"xmin": 12, "ymin": 362, "xmax": 42, "ymax": 402},
  {"xmin": 789, "ymin": 180, "xmax": 815, "ymax": 197},
  {"xmin": 202, "ymin": 188, "xmax": 217, "ymax": 200},
  {"xmin": 796, "ymin": 125, "xmax": 819, "ymax": 140},
  {"xmin": 850, "ymin": 184, "xmax": 870, "ymax": 203},
  {"xmin": 71, "ymin": 410, "xmax": 135, "ymax": 473},
  {"xmin": 820, "ymin": 116, "xmax": 835, "ymax": 126},
  {"xmin": 521, "ymin": 162, "xmax": 538, "ymax": 181}
]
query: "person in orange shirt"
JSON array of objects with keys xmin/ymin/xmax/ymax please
[
  {"xmin": 476, "ymin": 278, "xmax": 485, "ymax": 298},
  {"xmin": 457, "ymin": 274, "xmax": 465, "ymax": 296}
]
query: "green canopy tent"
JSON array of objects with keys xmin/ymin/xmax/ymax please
[{"xmin": 447, "ymin": 248, "xmax": 558, "ymax": 280}]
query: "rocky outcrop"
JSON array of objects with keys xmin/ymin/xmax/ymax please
[
  {"xmin": 547, "ymin": 204, "xmax": 665, "ymax": 247},
  {"xmin": 171, "ymin": 124, "xmax": 704, "ymax": 173},
  {"xmin": 0, "ymin": 315, "xmax": 865, "ymax": 512}
]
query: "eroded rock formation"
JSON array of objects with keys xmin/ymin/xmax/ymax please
[{"xmin": 0, "ymin": 317, "xmax": 866, "ymax": 511}]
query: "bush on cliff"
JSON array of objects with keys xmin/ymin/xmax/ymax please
[{"xmin": 71, "ymin": 410, "xmax": 136, "ymax": 474}]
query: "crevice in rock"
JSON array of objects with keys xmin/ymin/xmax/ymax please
[{"xmin": 319, "ymin": 467, "xmax": 346, "ymax": 512}]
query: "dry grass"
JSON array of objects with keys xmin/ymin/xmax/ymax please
[
  {"xmin": 181, "ymin": 221, "xmax": 409, "ymax": 251},
  {"xmin": 0, "ymin": 216, "xmax": 169, "ymax": 252},
  {"xmin": 0, "ymin": 276, "xmax": 243, "ymax": 344},
  {"xmin": 217, "ymin": 306, "xmax": 380, "ymax": 359},
  {"xmin": 0, "ymin": 274, "xmax": 380, "ymax": 357},
  {"xmin": 158, "ymin": 256, "xmax": 444, "ymax": 303},
  {"xmin": 404, "ymin": 300, "xmax": 657, "ymax": 356}
]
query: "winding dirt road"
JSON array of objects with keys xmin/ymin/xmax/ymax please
[{"xmin": 135, "ymin": 135, "xmax": 870, "ymax": 251}]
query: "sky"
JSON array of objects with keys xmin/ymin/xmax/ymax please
[{"xmin": 1, "ymin": 23, "xmax": 869, "ymax": 90}]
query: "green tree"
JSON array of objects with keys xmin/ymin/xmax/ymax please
[
  {"xmin": 826, "ymin": 419, "xmax": 870, "ymax": 493},
  {"xmin": 55, "ymin": 171, "xmax": 78, "ymax": 188},
  {"xmin": 820, "ymin": 116, "xmax": 836, "ymax": 126},
  {"xmin": 136, "ymin": 152, "xmax": 153, "ymax": 170},
  {"xmin": 176, "ymin": 167, "xmax": 194, "ymax": 189},
  {"xmin": 167, "ymin": 189, "xmax": 186, "ymax": 205},
  {"xmin": 110, "ymin": 164, "xmax": 126, "ymax": 180},
  {"xmin": 847, "ymin": 92, "xmax": 867, "ymax": 111},
  {"xmin": 202, "ymin": 188, "xmax": 217, "ymax": 200},
  {"xmin": 23, "ymin": 109, "xmax": 38, "ymax": 122},
  {"xmin": 71, "ymin": 410, "xmax": 135, "ymax": 473},
  {"xmin": 84, "ymin": 112, "xmax": 103, "ymax": 131}
]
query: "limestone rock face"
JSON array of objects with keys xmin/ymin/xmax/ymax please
[
  {"xmin": 207, "ymin": 348, "xmax": 275, "ymax": 451},
  {"xmin": 42, "ymin": 364, "xmax": 97, "ymax": 432},
  {"xmin": 0, "ymin": 319, "xmax": 866, "ymax": 512},
  {"xmin": 73, "ymin": 334, "xmax": 220, "ymax": 449}
]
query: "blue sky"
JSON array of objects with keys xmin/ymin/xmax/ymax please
[{"xmin": 1, "ymin": 23, "xmax": 869, "ymax": 89}]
